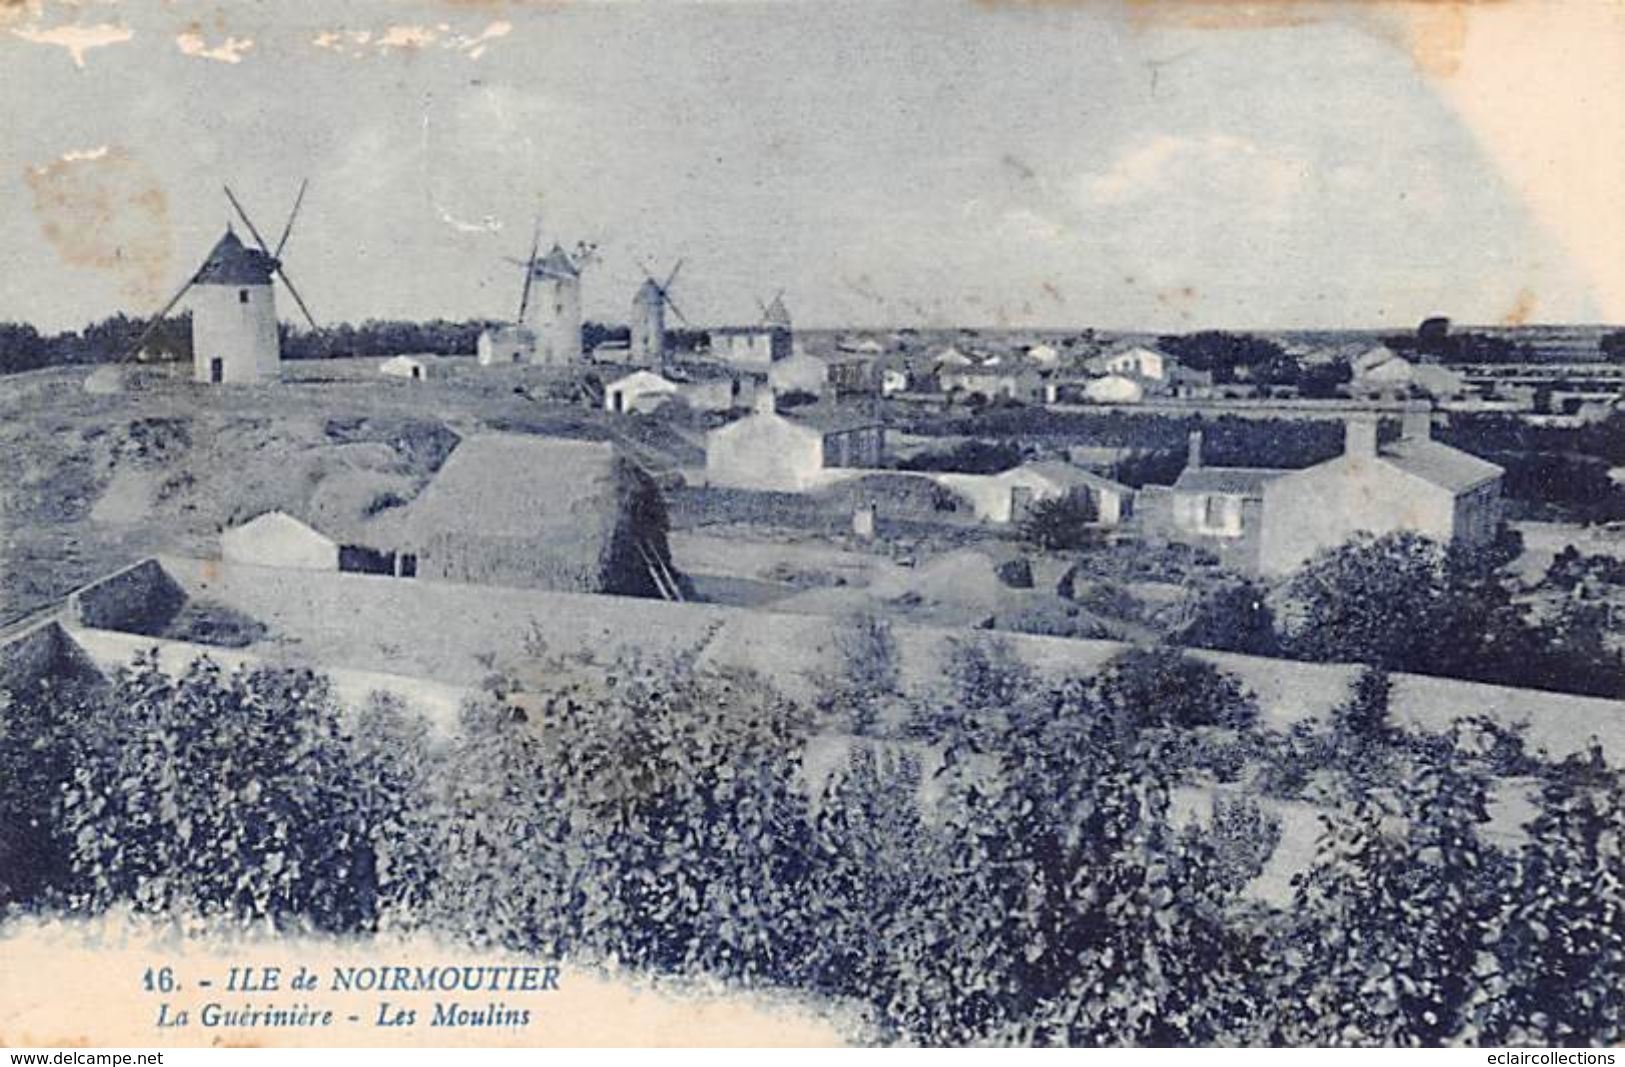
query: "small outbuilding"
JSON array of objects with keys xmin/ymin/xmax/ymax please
[
  {"xmin": 221, "ymin": 511, "xmax": 340, "ymax": 571},
  {"xmin": 477, "ymin": 325, "xmax": 536, "ymax": 366},
  {"xmin": 932, "ymin": 461, "xmax": 1132, "ymax": 526},
  {"xmin": 604, "ymin": 369, "xmax": 680, "ymax": 414},
  {"xmin": 380, "ymin": 354, "xmax": 451, "ymax": 381}
]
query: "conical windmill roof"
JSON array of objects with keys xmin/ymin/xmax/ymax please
[
  {"xmin": 535, "ymin": 244, "xmax": 579, "ymax": 278},
  {"xmin": 634, "ymin": 278, "xmax": 665, "ymax": 305},
  {"xmin": 763, "ymin": 294, "xmax": 791, "ymax": 327},
  {"xmin": 194, "ymin": 227, "xmax": 277, "ymax": 286}
]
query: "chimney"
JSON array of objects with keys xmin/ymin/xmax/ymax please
[
  {"xmin": 1345, "ymin": 414, "xmax": 1378, "ymax": 459},
  {"xmin": 1402, "ymin": 406, "xmax": 1433, "ymax": 441},
  {"xmin": 754, "ymin": 389, "xmax": 777, "ymax": 416},
  {"xmin": 1187, "ymin": 429, "xmax": 1203, "ymax": 470}
]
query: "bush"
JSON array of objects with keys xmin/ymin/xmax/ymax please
[
  {"xmin": 60, "ymin": 655, "xmax": 386, "ymax": 930},
  {"xmin": 896, "ymin": 438, "xmax": 1022, "ymax": 474},
  {"xmin": 1093, "ymin": 645, "xmax": 1259, "ymax": 733},
  {"xmin": 1171, "ymin": 579, "xmax": 1279, "ymax": 656},
  {"xmin": 7, "ymin": 644, "xmax": 1623, "ymax": 1046},
  {"xmin": 1018, "ymin": 494, "xmax": 1100, "ymax": 550}
]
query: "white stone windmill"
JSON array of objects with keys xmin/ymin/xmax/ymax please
[
  {"xmin": 507, "ymin": 216, "xmax": 597, "ymax": 366},
  {"xmin": 129, "ymin": 182, "xmax": 316, "ymax": 384},
  {"xmin": 630, "ymin": 259, "xmax": 687, "ymax": 369}
]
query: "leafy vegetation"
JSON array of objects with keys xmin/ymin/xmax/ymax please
[
  {"xmin": 2, "ymin": 639, "xmax": 1621, "ymax": 1046},
  {"xmin": 1279, "ymin": 531, "xmax": 1625, "ymax": 698},
  {"xmin": 0, "ymin": 315, "xmax": 637, "ymax": 373},
  {"xmin": 1018, "ymin": 493, "xmax": 1101, "ymax": 550}
]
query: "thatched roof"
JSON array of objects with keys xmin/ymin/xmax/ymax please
[{"xmin": 402, "ymin": 433, "xmax": 671, "ymax": 596}]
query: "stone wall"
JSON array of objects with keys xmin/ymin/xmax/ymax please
[
  {"xmin": 66, "ymin": 559, "xmax": 187, "ymax": 635},
  {"xmin": 0, "ymin": 621, "xmax": 101, "ymax": 694},
  {"xmin": 39, "ymin": 555, "xmax": 1620, "ymax": 760}
]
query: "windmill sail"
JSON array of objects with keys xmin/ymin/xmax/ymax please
[{"xmin": 224, "ymin": 182, "xmax": 318, "ymax": 329}]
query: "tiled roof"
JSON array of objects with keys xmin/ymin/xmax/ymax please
[
  {"xmin": 1380, "ymin": 438, "xmax": 1502, "ymax": 492},
  {"xmin": 1172, "ymin": 466, "xmax": 1289, "ymax": 496},
  {"xmin": 1013, "ymin": 460, "xmax": 1130, "ymax": 495},
  {"xmin": 785, "ymin": 404, "xmax": 883, "ymax": 435}
]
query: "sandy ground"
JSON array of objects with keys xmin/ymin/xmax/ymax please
[
  {"xmin": 0, "ymin": 361, "xmax": 700, "ymax": 626},
  {"xmin": 1512, "ymin": 520, "xmax": 1625, "ymax": 583}
]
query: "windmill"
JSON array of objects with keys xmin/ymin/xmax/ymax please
[
  {"xmin": 631, "ymin": 259, "xmax": 687, "ymax": 369},
  {"xmin": 758, "ymin": 289, "xmax": 791, "ymax": 331},
  {"xmin": 501, "ymin": 216, "xmax": 598, "ymax": 366},
  {"xmin": 127, "ymin": 181, "xmax": 315, "ymax": 384}
]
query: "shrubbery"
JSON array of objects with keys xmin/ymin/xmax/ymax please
[
  {"xmin": 1279, "ymin": 531, "xmax": 1625, "ymax": 698},
  {"xmin": 2, "ymin": 640, "xmax": 1621, "ymax": 1046}
]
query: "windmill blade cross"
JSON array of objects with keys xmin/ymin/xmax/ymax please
[
  {"xmin": 518, "ymin": 219, "xmax": 542, "ymax": 322},
  {"xmin": 273, "ymin": 179, "xmax": 308, "ymax": 258},
  {"xmin": 664, "ymin": 293, "xmax": 690, "ymax": 327},
  {"xmin": 223, "ymin": 185, "xmax": 273, "ymax": 254},
  {"xmin": 662, "ymin": 258, "xmax": 683, "ymax": 292},
  {"xmin": 274, "ymin": 266, "xmax": 318, "ymax": 330},
  {"xmin": 124, "ymin": 273, "xmax": 198, "ymax": 361}
]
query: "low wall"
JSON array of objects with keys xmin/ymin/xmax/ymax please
[
  {"xmin": 0, "ymin": 621, "xmax": 101, "ymax": 694},
  {"xmin": 68, "ymin": 627, "xmax": 471, "ymax": 726},
  {"xmin": 36, "ymin": 558, "xmax": 1607, "ymax": 756},
  {"xmin": 66, "ymin": 559, "xmax": 186, "ymax": 635}
]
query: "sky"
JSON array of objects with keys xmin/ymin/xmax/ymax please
[{"xmin": 1, "ymin": 0, "xmax": 1621, "ymax": 334}]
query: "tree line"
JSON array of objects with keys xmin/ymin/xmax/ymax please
[
  {"xmin": 0, "ymin": 316, "xmax": 651, "ymax": 374},
  {"xmin": 2, "ymin": 633, "xmax": 1620, "ymax": 1046}
]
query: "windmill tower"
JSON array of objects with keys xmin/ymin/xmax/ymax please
[
  {"xmin": 758, "ymin": 289, "xmax": 794, "ymax": 362},
  {"xmin": 129, "ymin": 182, "xmax": 316, "ymax": 384},
  {"xmin": 761, "ymin": 289, "xmax": 792, "ymax": 332},
  {"xmin": 509, "ymin": 220, "xmax": 596, "ymax": 366},
  {"xmin": 630, "ymin": 259, "xmax": 687, "ymax": 369}
]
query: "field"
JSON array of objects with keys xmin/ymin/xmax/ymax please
[{"xmin": 0, "ymin": 359, "xmax": 700, "ymax": 628}]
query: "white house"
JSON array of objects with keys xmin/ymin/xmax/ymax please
[
  {"xmin": 1256, "ymin": 412, "xmax": 1502, "ymax": 575},
  {"xmin": 1097, "ymin": 345, "xmax": 1168, "ymax": 381},
  {"xmin": 934, "ymin": 461, "xmax": 1132, "ymax": 526},
  {"xmin": 709, "ymin": 326, "xmax": 792, "ymax": 367},
  {"xmin": 706, "ymin": 395, "xmax": 885, "ymax": 491},
  {"xmin": 880, "ymin": 366, "xmax": 912, "ymax": 396},
  {"xmin": 1083, "ymin": 373, "xmax": 1146, "ymax": 404},
  {"xmin": 380, "ymin": 354, "xmax": 450, "ymax": 381},
  {"xmin": 940, "ymin": 366, "xmax": 1044, "ymax": 403},
  {"xmin": 221, "ymin": 511, "xmax": 339, "ymax": 571},
  {"xmin": 604, "ymin": 369, "xmax": 680, "ymax": 414},
  {"xmin": 767, "ymin": 351, "xmax": 830, "ymax": 396},
  {"xmin": 477, "ymin": 325, "xmax": 536, "ymax": 366},
  {"xmin": 1025, "ymin": 343, "xmax": 1061, "ymax": 369},
  {"xmin": 1353, "ymin": 353, "xmax": 1466, "ymax": 399}
]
